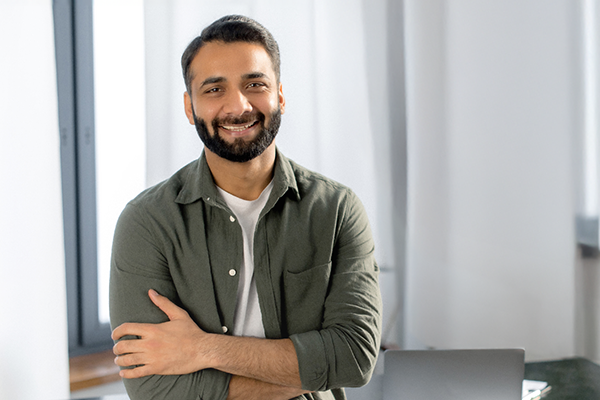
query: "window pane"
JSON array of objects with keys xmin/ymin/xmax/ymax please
[{"xmin": 93, "ymin": 0, "xmax": 147, "ymax": 324}]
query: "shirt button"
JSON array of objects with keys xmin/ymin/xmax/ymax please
[
  {"xmin": 229, "ymin": 269, "xmax": 237, "ymax": 277},
  {"xmin": 206, "ymin": 197, "xmax": 211, "ymax": 201},
  {"xmin": 222, "ymin": 326, "xmax": 228, "ymax": 333},
  {"xmin": 229, "ymin": 215, "xmax": 236, "ymax": 222}
]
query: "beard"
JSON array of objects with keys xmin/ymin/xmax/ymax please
[{"xmin": 192, "ymin": 106, "xmax": 281, "ymax": 163}]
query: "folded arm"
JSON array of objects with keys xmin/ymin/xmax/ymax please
[
  {"xmin": 113, "ymin": 289, "xmax": 310, "ymax": 393},
  {"xmin": 110, "ymin": 188, "xmax": 381, "ymax": 398}
]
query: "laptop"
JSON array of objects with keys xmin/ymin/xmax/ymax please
[{"xmin": 382, "ymin": 349, "xmax": 525, "ymax": 400}]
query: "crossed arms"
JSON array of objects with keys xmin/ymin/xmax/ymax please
[
  {"xmin": 109, "ymin": 179, "xmax": 382, "ymax": 400},
  {"xmin": 112, "ymin": 289, "xmax": 310, "ymax": 399}
]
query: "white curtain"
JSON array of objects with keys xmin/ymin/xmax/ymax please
[
  {"xmin": 404, "ymin": 0, "xmax": 577, "ymax": 361},
  {"xmin": 0, "ymin": 1, "xmax": 70, "ymax": 399}
]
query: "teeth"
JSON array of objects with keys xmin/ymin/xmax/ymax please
[{"xmin": 221, "ymin": 122, "xmax": 255, "ymax": 132}]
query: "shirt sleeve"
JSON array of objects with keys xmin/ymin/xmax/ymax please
[
  {"xmin": 109, "ymin": 202, "xmax": 231, "ymax": 400},
  {"xmin": 289, "ymin": 189, "xmax": 383, "ymax": 391}
]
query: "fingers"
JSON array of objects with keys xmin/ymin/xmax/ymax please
[
  {"xmin": 112, "ymin": 335, "xmax": 145, "ymax": 357},
  {"xmin": 114, "ymin": 352, "xmax": 144, "ymax": 368},
  {"xmin": 119, "ymin": 364, "xmax": 154, "ymax": 379},
  {"xmin": 109, "ymin": 290, "xmax": 203, "ymax": 379},
  {"xmin": 111, "ymin": 289, "xmax": 187, "ymax": 341},
  {"xmin": 111, "ymin": 322, "xmax": 147, "ymax": 341},
  {"xmin": 113, "ymin": 340, "xmax": 152, "ymax": 377},
  {"xmin": 148, "ymin": 289, "xmax": 189, "ymax": 321}
]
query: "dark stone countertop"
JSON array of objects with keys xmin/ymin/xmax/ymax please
[{"xmin": 524, "ymin": 357, "xmax": 600, "ymax": 400}]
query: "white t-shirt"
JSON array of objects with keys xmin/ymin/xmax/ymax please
[{"xmin": 217, "ymin": 180, "xmax": 273, "ymax": 338}]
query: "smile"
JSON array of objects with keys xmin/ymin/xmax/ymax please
[{"xmin": 220, "ymin": 121, "xmax": 258, "ymax": 132}]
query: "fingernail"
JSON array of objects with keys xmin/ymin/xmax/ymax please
[{"xmin": 149, "ymin": 289, "xmax": 158, "ymax": 297}]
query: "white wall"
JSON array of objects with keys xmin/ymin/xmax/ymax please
[
  {"xmin": 404, "ymin": 0, "xmax": 578, "ymax": 361},
  {"xmin": 0, "ymin": 1, "xmax": 70, "ymax": 399}
]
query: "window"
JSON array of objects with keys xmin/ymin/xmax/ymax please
[{"xmin": 53, "ymin": 0, "xmax": 146, "ymax": 356}]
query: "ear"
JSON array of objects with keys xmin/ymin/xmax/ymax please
[
  {"xmin": 278, "ymin": 82, "xmax": 286, "ymax": 115},
  {"xmin": 184, "ymin": 91, "xmax": 195, "ymax": 125}
]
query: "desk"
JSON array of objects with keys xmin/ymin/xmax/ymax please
[{"xmin": 524, "ymin": 357, "xmax": 600, "ymax": 399}]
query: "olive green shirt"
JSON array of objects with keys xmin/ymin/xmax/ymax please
[{"xmin": 109, "ymin": 149, "xmax": 382, "ymax": 400}]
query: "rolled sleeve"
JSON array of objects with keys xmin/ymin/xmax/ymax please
[
  {"xmin": 118, "ymin": 369, "xmax": 230, "ymax": 400},
  {"xmin": 290, "ymin": 190, "xmax": 382, "ymax": 392}
]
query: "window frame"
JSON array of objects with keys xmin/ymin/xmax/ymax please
[{"xmin": 53, "ymin": 0, "xmax": 113, "ymax": 356}]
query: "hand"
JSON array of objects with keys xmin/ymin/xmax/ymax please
[{"xmin": 112, "ymin": 289, "xmax": 214, "ymax": 379}]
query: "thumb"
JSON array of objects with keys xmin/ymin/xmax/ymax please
[{"xmin": 148, "ymin": 289, "xmax": 189, "ymax": 321}]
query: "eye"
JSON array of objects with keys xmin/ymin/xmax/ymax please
[
  {"xmin": 204, "ymin": 87, "xmax": 221, "ymax": 94},
  {"xmin": 247, "ymin": 82, "xmax": 266, "ymax": 90}
]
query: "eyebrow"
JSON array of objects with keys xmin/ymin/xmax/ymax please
[
  {"xmin": 199, "ymin": 76, "xmax": 226, "ymax": 88},
  {"xmin": 242, "ymin": 72, "xmax": 268, "ymax": 80}
]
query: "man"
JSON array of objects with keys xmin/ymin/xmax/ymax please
[{"xmin": 110, "ymin": 15, "xmax": 382, "ymax": 400}]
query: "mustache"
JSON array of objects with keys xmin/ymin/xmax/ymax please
[{"xmin": 213, "ymin": 112, "xmax": 266, "ymax": 127}]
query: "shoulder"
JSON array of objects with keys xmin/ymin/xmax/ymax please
[
  {"xmin": 277, "ymin": 154, "xmax": 368, "ymax": 229},
  {"xmin": 283, "ymin": 157, "xmax": 366, "ymax": 221},
  {"xmin": 116, "ymin": 159, "xmax": 202, "ymax": 233},
  {"xmin": 284, "ymin": 156, "xmax": 354, "ymax": 202}
]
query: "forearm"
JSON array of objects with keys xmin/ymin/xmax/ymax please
[
  {"xmin": 112, "ymin": 290, "xmax": 304, "ymax": 389},
  {"xmin": 227, "ymin": 375, "xmax": 311, "ymax": 400},
  {"xmin": 208, "ymin": 335, "xmax": 303, "ymax": 389}
]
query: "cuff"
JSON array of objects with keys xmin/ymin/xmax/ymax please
[{"xmin": 290, "ymin": 331, "xmax": 328, "ymax": 391}]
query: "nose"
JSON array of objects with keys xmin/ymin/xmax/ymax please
[{"xmin": 222, "ymin": 89, "xmax": 253, "ymax": 116}]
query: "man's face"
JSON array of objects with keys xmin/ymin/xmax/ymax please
[{"xmin": 184, "ymin": 41, "xmax": 285, "ymax": 162}]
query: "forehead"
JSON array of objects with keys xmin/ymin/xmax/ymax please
[{"xmin": 189, "ymin": 41, "xmax": 276, "ymax": 84}]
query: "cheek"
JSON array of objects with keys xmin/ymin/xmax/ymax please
[
  {"xmin": 259, "ymin": 96, "xmax": 280, "ymax": 115},
  {"xmin": 194, "ymin": 101, "xmax": 220, "ymax": 123}
]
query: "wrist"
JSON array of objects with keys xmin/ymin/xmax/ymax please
[{"xmin": 191, "ymin": 330, "xmax": 222, "ymax": 372}]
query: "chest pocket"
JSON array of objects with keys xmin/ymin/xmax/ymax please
[{"xmin": 283, "ymin": 261, "xmax": 332, "ymax": 334}]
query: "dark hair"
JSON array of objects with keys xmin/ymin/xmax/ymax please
[{"xmin": 181, "ymin": 15, "xmax": 281, "ymax": 94}]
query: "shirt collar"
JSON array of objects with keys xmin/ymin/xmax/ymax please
[{"xmin": 174, "ymin": 147, "xmax": 300, "ymax": 205}]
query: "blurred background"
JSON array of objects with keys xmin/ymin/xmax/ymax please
[{"xmin": 2, "ymin": 0, "xmax": 600, "ymax": 399}]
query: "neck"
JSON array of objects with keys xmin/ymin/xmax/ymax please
[{"xmin": 205, "ymin": 144, "xmax": 276, "ymax": 201}]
